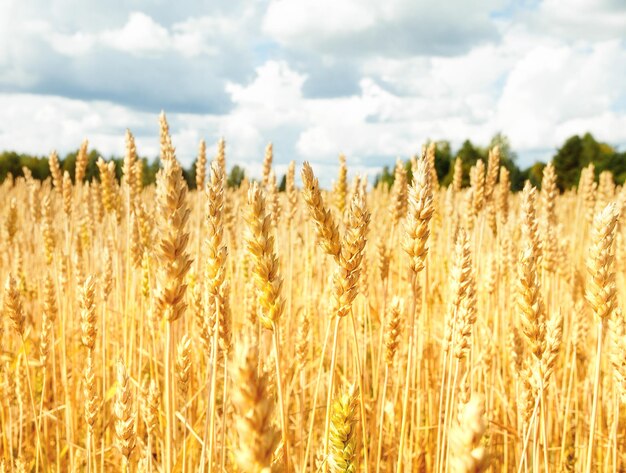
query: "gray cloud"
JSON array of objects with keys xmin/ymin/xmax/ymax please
[
  {"xmin": 299, "ymin": 57, "xmax": 361, "ymax": 98},
  {"xmin": 263, "ymin": 0, "xmax": 506, "ymax": 57},
  {"xmin": 262, "ymin": 0, "xmax": 506, "ymax": 100},
  {"xmin": 0, "ymin": 0, "xmax": 264, "ymax": 113},
  {"xmin": 1, "ymin": 0, "xmax": 625, "ymax": 184},
  {"xmin": 309, "ymin": 15, "xmax": 499, "ymax": 59}
]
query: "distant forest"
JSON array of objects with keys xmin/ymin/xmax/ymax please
[
  {"xmin": 374, "ymin": 132, "xmax": 626, "ymax": 192},
  {"xmin": 0, "ymin": 132, "xmax": 623, "ymax": 191}
]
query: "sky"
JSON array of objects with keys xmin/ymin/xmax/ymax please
[{"xmin": 0, "ymin": 0, "xmax": 625, "ymax": 183}]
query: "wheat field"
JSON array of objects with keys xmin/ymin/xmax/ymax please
[{"xmin": 0, "ymin": 112, "xmax": 624, "ymax": 472}]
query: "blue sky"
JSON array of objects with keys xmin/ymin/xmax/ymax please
[{"xmin": 0, "ymin": 0, "xmax": 625, "ymax": 183}]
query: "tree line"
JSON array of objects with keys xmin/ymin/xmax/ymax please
[
  {"xmin": 374, "ymin": 132, "xmax": 626, "ymax": 191},
  {"xmin": 0, "ymin": 147, "xmax": 248, "ymax": 189},
  {"xmin": 0, "ymin": 131, "xmax": 623, "ymax": 191}
]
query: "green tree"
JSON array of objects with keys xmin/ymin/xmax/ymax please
[
  {"xmin": 84, "ymin": 150, "xmax": 101, "ymax": 182},
  {"xmin": 144, "ymin": 158, "xmax": 161, "ymax": 186},
  {"xmin": 441, "ymin": 139, "xmax": 484, "ymax": 187},
  {"xmin": 433, "ymin": 141, "xmax": 452, "ymax": 183},
  {"xmin": 278, "ymin": 174, "xmax": 286, "ymax": 192},
  {"xmin": 62, "ymin": 151, "xmax": 77, "ymax": 181},
  {"xmin": 183, "ymin": 160, "xmax": 196, "ymax": 190},
  {"xmin": 18, "ymin": 154, "xmax": 50, "ymax": 180},
  {"xmin": 374, "ymin": 164, "xmax": 394, "ymax": 189},
  {"xmin": 489, "ymin": 133, "xmax": 524, "ymax": 191},
  {"xmin": 553, "ymin": 133, "xmax": 616, "ymax": 190},
  {"xmin": 527, "ymin": 162, "xmax": 546, "ymax": 188},
  {"xmin": 227, "ymin": 165, "xmax": 245, "ymax": 188},
  {"xmin": 0, "ymin": 152, "xmax": 23, "ymax": 182},
  {"xmin": 605, "ymin": 151, "xmax": 626, "ymax": 184}
]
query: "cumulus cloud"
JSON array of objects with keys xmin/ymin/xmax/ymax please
[
  {"xmin": 496, "ymin": 37, "xmax": 626, "ymax": 150},
  {"xmin": 263, "ymin": 0, "xmax": 503, "ymax": 57},
  {"xmin": 0, "ymin": 93, "xmax": 154, "ymax": 158},
  {"xmin": 0, "ymin": 0, "xmax": 625, "ymax": 184},
  {"xmin": 527, "ymin": 0, "xmax": 626, "ymax": 41},
  {"xmin": 0, "ymin": 2, "xmax": 262, "ymax": 113},
  {"xmin": 101, "ymin": 12, "xmax": 170, "ymax": 55},
  {"xmin": 263, "ymin": 0, "xmax": 506, "ymax": 98}
]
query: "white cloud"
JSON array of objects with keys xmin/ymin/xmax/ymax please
[
  {"xmin": 263, "ymin": 0, "xmax": 375, "ymax": 43},
  {"xmin": 0, "ymin": 92, "xmax": 222, "ymax": 167},
  {"xmin": 0, "ymin": 7, "xmax": 259, "ymax": 112},
  {"xmin": 529, "ymin": 0, "xmax": 626, "ymax": 41},
  {"xmin": 227, "ymin": 61, "xmax": 306, "ymax": 112},
  {"xmin": 0, "ymin": 93, "xmax": 151, "ymax": 157},
  {"xmin": 497, "ymin": 38, "xmax": 626, "ymax": 151},
  {"xmin": 263, "ymin": 0, "xmax": 503, "ymax": 57},
  {"xmin": 99, "ymin": 12, "xmax": 243, "ymax": 58},
  {"xmin": 49, "ymin": 31, "xmax": 96, "ymax": 57},
  {"xmin": 101, "ymin": 12, "xmax": 170, "ymax": 55},
  {"xmin": 170, "ymin": 17, "xmax": 231, "ymax": 57},
  {"xmin": 1, "ymin": 0, "xmax": 626, "ymax": 184},
  {"xmin": 220, "ymin": 61, "xmax": 309, "ymax": 165}
]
